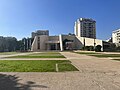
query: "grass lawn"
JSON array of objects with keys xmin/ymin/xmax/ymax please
[
  {"xmin": 0, "ymin": 52, "xmax": 20, "ymax": 55},
  {"xmin": 30, "ymin": 52, "xmax": 63, "ymax": 56},
  {"xmin": 38, "ymin": 52, "xmax": 61, "ymax": 54},
  {"xmin": 0, "ymin": 60, "xmax": 78, "ymax": 72},
  {"xmin": 9, "ymin": 55, "xmax": 65, "ymax": 58},
  {"xmin": 58, "ymin": 63, "xmax": 78, "ymax": 71},
  {"xmin": 75, "ymin": 52, "xmax": 120, "ymax": 58},
  {"xmin": 8, "ymin": 52, "xmax": 65, "ymax": 58},
  {"xmin": 89, "ymin": 54, "xmax": 120, "ymax": 58}
]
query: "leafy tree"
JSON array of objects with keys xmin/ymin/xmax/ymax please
[
  {"xmin": 0, "ymin": 37, "xmax": 17, "ymax": 52},
  {"xmin": 82, "ymin": 46, "xmax": 94, "ymax": 51},
  {"xmin": 95, "ymin": 45, "xmax": 102, "ymax": 52}
]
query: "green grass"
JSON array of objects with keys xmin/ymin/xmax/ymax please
[
  {"xmin": 8, "ymin": 52, "xmax": 65, "ymax": 58},
  {"xmin": 75, "ymin": 52, "xmax": 120, "ymax": 58},
  {"xmin": 89, "ymin": 54, "xmax": 120, "ymax": 58},
  {"xmin": 58, "ymin": 64, "xmax": 78, "ymax": 71},
  {"xmin": 0, "ymin": 60, "xmax": 78, "ymax": 72},
  {"xmin": 9, "ymin": 55, "xmax": 65, "ymax": 58},
  {"xmin": 0, "ymin": 52, "xmax": 20, "ymax": 55},
  {"xmin": 38, "ymin": 52, "xmax": 61, "ymax": 54},
  {"xmin": 30, "ymin": 53, "xmax": 63, "ymax": 56}
]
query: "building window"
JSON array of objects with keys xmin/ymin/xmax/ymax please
[
  {"xmin": 38, "ymin": 43, "xmax": 40, "ymax": 49},
  {"xmin": 38, "ymin": 37, "xmax": 40, "ymax": 42}
]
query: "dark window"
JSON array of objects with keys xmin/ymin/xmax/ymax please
[
  {"xmin": 38, "ymin": 37, "xmax": 40, "ymax": 41},
  {"xmin": 38, "ymin": 43, "xmax": 40, "ymax": 49}
]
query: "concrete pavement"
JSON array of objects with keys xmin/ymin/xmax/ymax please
[{"xmin": 0, "ymin": 52, "xmax": 120, "ymax": 90}]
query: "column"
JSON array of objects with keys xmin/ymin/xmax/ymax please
[{"xmin": 56, "ymin": 43, "xmax": 58, "ymax": 50}]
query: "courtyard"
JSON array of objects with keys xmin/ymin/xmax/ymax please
[{"xmin": 0, "ymin": 51, "xmax": 120, "ymax": 90}]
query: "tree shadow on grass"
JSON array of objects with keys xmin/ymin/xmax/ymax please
[{"xmin": 0, "ymin": 74, "xmax": 48, "ymax": 90}]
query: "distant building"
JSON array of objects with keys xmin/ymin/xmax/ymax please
[
  {"xmin": 74, "ymin": 18, "xmax": 96, "ymax": 39},
  {"xmin": 22, "ymin": 38, "xmax": 32, "ymax": 51},
  {"xmin": 32, "ymin": 30, "xmax": 49, "ymax": 38},
  {"xmin": 31, "ymin": 30, "xmax": 108, "ymax": 52},
  {"xmin": 31, "ymin": 18, "xmax": 112, "ymax": 52},
  {"xmin": 0, "ymin": 36, "xmax": 3, "ymax": 39},
  {"xmin": 112, "ymin": 29, "xmax": 120, "ymax": 46}
]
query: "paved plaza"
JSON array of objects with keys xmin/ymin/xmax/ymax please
[{"xmin": 0, "ymin": 52, "xmax": 120, "ymax": 90}]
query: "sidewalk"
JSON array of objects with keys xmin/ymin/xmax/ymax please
[{"xmin": 0, "ymin": 52, "xmax": 120, "ymax": 90}]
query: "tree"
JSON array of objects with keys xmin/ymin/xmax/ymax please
[
  {"xmin": 116, "ymin": 46, "xmax": 120, "ymax": 52},
  {"xmin": 0, "ymin": 37, "xmax": 18, "ymax": 52},
  {"xmin": 95, "ymin": 45, "xmax": 102, "ymax": 52},
  {"xmin": 82, "ymin": 46, "xmax": 94, "ymax": 51}
]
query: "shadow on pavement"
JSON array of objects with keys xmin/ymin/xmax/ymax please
[{"xmin": 0, "ymin": 74, "xmax": 48, "ymax": 90}]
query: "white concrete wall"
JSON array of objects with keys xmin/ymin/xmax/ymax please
[
  {"xmin": 112, "ymin": 29, "xmax": 120, "ymax": 44},
  {"xmin": 40, "ymin": 35, "xmax": 49, "ymax": 50},
  {"xmin": 59, "ymin": 35, "xmax": 63, "ymax": 51},
  {"xmin": 76, "ymin": 36, "xmax": 103, "ymax": 50},
  {"xmin": 31, "ymin": 36, "xmax": 38, "ymax": 51},
  {"xmin": 78, "ymin": 23, "xmax": 81, "ymax": 37},
  {"xmin": 112, "ymin": 32, "xmax": 117, "ymax": 43},
  {"xmin": 31, "ymin": 35, "xmax": 48, "ymax": 51},
  {"xmin": 74, "ymin": 22, "xmax": 77, "ymax": 36}
]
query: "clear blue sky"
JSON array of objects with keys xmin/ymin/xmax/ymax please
[{"xmin": 0, "ymin": 0, "xmax": 120, "ymax": 40}]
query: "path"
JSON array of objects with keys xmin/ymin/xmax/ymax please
[
  {"xmin": 0, "ymin": 52, "xmax": 120, "ymax": 90},
  {"xmin": 0, "ymin": 52, "xmax": 33, "ymax": 58},
  {"xmin": 0, "ymin": 52, "xmax": 67, "ymax": 60}
]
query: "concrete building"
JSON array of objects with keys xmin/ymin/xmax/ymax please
[
  {"xmin": 31, "ymin": 18, "xmax": 112, "ymax": 52},
  {"xmin": 32, "ymin": 30, "xmax": 49, "ymax": 38},
  {"xmin": 112, "ymin": 29, "xmax": 120, "ymax": 46},
  {"xmin": 74, "ymin": 18, "xmax": 96, "ymax": 39},
  {"xmin": 31, "ymin": 30, "xmax": 107, "ymax": 51},
  {"xmin": 22, "ymin": 38, "xmax": 32, "ymax": 51}
]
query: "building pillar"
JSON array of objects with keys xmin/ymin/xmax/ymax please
[
  {"xmin": 94, "ymin": 38, "xmax": 96, "ymax": 50},
  {"xmin": 29, "ymin": 39, "xmax": 31, "ymax": 50},
  {"xmin": 59, "ymin": 34, "xmax": 63, "ymax": 51},
  {"xmin": 27, "ymin": 38, "xmax": 28, "ymax": 50},
  {"xmin": 47, "ymin": 44, "xmax": 50, "ymax": 50},
  {"xmin": 56, "ymin": 43, "xmax": 58, "ymax": 50},
  {"xmin": 83, "ymin": 37, "xmax": 85, "ymax": 49},
  {"xmin": 24, "ymin": 39, "xmax": 26, "ymax": 51},
  {"xmin": 47, "ymin": 44, "xmax": 49, "ymax": 50}
]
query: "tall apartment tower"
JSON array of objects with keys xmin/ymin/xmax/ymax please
[
  {"xmin": 112, "ymin": 29, "xmax": 120, "ymax": 45},
  {"xmin": 74, "ymin": 18, "xmax": 96, "ymax": 39}
]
